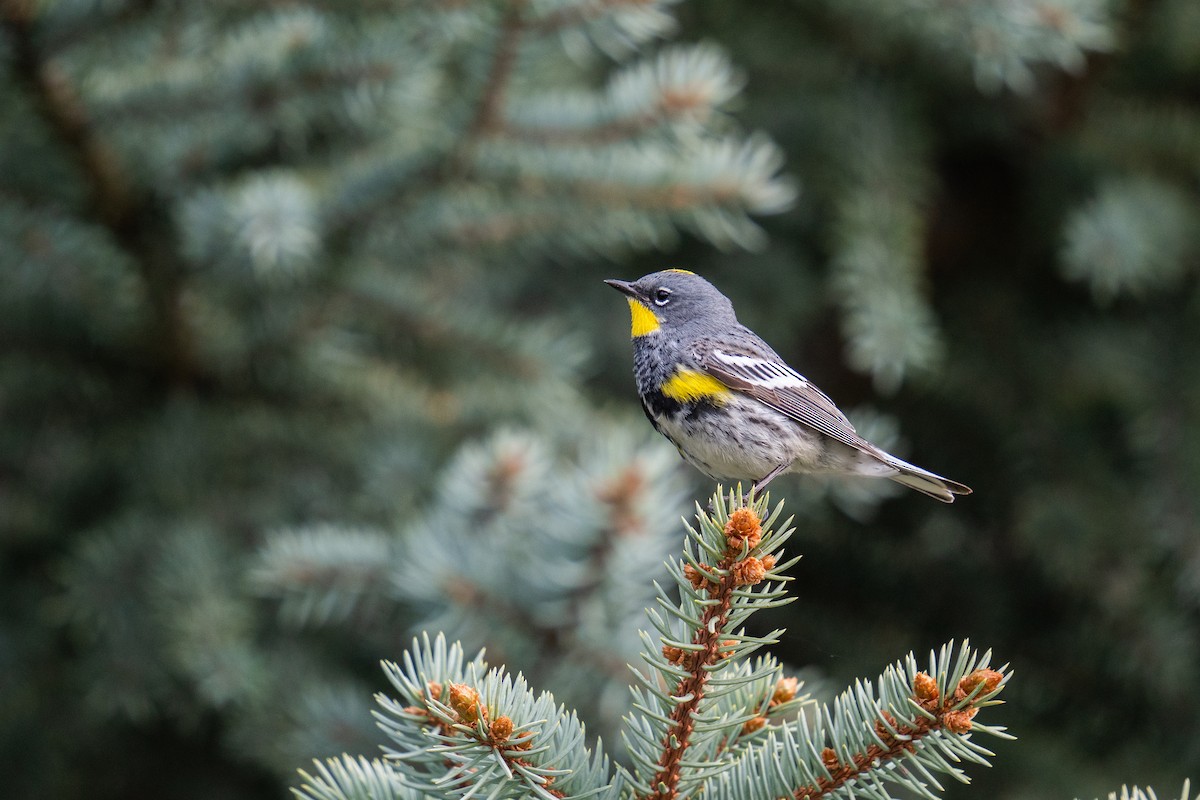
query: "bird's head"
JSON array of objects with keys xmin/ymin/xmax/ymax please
[{"xmin": 604, "ymin": 270, "xmax": 736, "ymax": 338}]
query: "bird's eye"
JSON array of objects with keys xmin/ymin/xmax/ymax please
[{"xmin": 653, "ymin": 288, "xmax": 672, "ymax": 306}]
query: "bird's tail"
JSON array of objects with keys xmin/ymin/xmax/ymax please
[{"xmin": 879, "ymin": 453, "xmax": 972, "ymax": 503}]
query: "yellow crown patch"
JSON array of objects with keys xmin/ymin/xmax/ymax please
[{"xmin": 664, "ymin": 269, "xmax": 695, "ymax": 275}]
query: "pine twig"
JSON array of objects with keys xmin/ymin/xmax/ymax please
[
  {"xmin": 640, "ymin": 505, "xmax": 777, "ymax": 800},
  {"xmin": 405, "ymin": 680, "xmax": 565, "ymax": 798},
  {"xmin": 795, "ymin": 668, "xmax": 1006, "ymax": 800}
]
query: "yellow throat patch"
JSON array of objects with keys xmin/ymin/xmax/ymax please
[
  {"xmin": 627, "ymin": 298, "xmax": 660, "ymax": 337},
  {"xmin": 661, "ymin": 369, "xmax": 730, "ymax": 404}
]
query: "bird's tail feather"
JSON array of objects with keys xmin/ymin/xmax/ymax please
[{"xmin": 880, "ymin": 454, "xmax": 972, "ymax": 504}]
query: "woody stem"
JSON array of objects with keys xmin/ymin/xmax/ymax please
[{"xmin": 640, "ymin": 554, "xmax": 738, "ymax": 800}]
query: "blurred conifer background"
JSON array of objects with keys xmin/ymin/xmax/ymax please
[{"xmin": 1, "ymin": 0, "xmax": 1197, "ymax": 797}]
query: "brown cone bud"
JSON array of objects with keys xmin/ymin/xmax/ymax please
[
  {"xmin": 913, "ymin": 672, "xmax": 939, "ymax": 703},
  {"xmin": 662, "ymin": 645, "xmax": 687, "ymax": 666},
  {"xmin": 724, "ymin": 507, "xmax": 762, "ymax": 551},
  {"xmin": 490, "ymin": 715, "xmax": 513, "ymax": 743},
  {"xmin": 956, "ymin": 668, "xmax": 1003, "ymax": 701},
  {"xmin": 682, "ymin": 563, "xmax": 712, "ymax": 593},
  {"xmin": 943, "ymin": 708, "xmax": 977, "ymax": 734},
  {"xmin": 772, "ymin": 676, "xmax": 800, "ymax": 705},
  {"xmin": 741, "ymin": 715, "xmax": 768, "ymax": 734},
  {"xmin": 448, "ymin": 683, "xmax": 482, "ymax": 723},
  {"xmin": 731, "ymin": 556, "xmax": 767, "ymax": 586}
]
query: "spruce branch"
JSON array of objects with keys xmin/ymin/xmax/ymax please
[
  {"xmin": 1060, "ymin": 174, "xmax": 1200, "ymax": 303},
  {"xmin": 1, "ymin": 0, "xmax": 131, "ymax": 228},
  {"xmin": 828, "ymin": 92, "xmax": 942, "ymax": 392},
  {"xmin": 442, "ymin": 137, "xmax": 791, "ymax": 250},
  {"xmin": 295, "ymin": 754, "xmax": 409, "ymax": 800},
  {"xmin": 826, "ymin": 0, "xmax": 1115, "ymax": 94},
  {"xmin": 498, "ymin": 45, "xmax": 741, "ymax": 145},
  {"xmin": 373, "ymin": 633, "xmax": 612, "ymax": 800},
  {"xmin": 1, "ymin": 0, "xmax": 195, "ymax": 386},
  {"xmin": 626, "ymin": 487, "xmax": 798, "ymax": 800},
  {"xmin": 251, "ymin": 525, "xmax": 395, "ymax": 626},
  {"xmin": 342, "ymin": 278, "xmax": 586, "ymax": 387},
  {"xmin": 97, "ymin": 57, "xmax": 397, "ymax": 126},
  {"xmin": 289, "ymin": 487, "xmax": 1013, "ymax": 800},
  {"xmin": 790, "ymin": 666, "xmax": 1006, "ymax": 800},
  {"xmin": 554, "ymin": 463, "xmax": 657, "ymax": 641},
  {"xmin": 526, "ymin": 0, "xmax": 676, "ymax": 44},
  {"xmin": 319, "ymin": 0, "xmax": 788, "ymax": 251},
  {"xmin": 457, "ymin": 0, "xmax": 529, "ymax": 167},
  {"xmin": 644, "ymin": 518, "xmax": 747, "ymax": 799},
  {"xmin": 530, "ymin": 0, "xmax": 649, "ymax": 33},
  {"xmin": 475, "ymin": 136, "xmax": 791, "ymax": 214},
  {"xmin": 1099, "ymin": 781, "xmax": 1194, "ymax": 800},
  {"xmin": 710, "ymin": 641, "xmax": 1011, "ymax": 800}
]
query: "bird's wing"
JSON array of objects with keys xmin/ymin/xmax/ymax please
[{"xmin": 699, "ymin": 345, "xmax": 880, "ymax": 456}]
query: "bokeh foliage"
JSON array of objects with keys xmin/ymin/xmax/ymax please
[{"xmin": 1, "ymin": 0, "xmax": 1196, "ymax": 797}]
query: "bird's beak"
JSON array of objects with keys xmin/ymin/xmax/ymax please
[{"xmin": 604, "ymin": 279, "xmax": 639, "ymax": 299}]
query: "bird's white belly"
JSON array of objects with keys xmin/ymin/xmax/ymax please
[{"xmin": 655, "ymin": 395, "xmax": 823, "ymax": 482}]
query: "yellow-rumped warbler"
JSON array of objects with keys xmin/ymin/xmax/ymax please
[{"xmin": 605, "ymin": 270, "xmax": 971, "ymax": 502}]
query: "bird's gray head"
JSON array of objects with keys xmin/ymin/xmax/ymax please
[{"xmin": 604, "ymin": 270, "xmax": 737, "ymax": 339}]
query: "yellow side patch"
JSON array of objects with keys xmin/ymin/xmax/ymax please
[
  {"xmin": 627, "ymin": 298, "xmax": 660, "ymax": 337},
  {"xmin": 662, "ymin": 369, "xmax": 730, "ymax": 404},
  {"xmin": 665, "ymin": 268, "xmax": 695, "ymax": 275}
]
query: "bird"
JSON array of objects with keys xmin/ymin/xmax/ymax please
[{"xmin": 605, "ymin": 269, "xmax": 971, "ymax": 502}]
